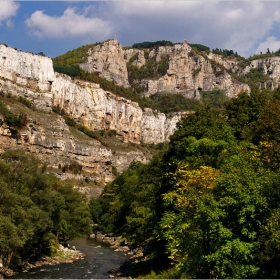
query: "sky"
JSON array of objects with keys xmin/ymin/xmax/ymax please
[{"xmin": 1, "ymin": 0, "xmax": 280, "ymax": 58}]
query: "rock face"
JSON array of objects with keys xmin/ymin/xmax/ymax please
[
  {"xmin": 0, "ymin": 110, "xmax": 112, "ymax": 182},
  {"xmin": 0, "ymin": 45, "xmax": 55, "ymax": 91},
  {"xmin": 207, "ymin": 52, "xmax": 240, "ymax": 72},
  {"xmin": 241, "ymin": 57, "xmax": 280, "ymax": 90},
  {"xmin": 141, "ymin": 109, "xmax": 188, "ymax": 144},
  {"xmin": 52, "ymin": 74, "xmax": 142, "ymax": 143},
  {"xmin": 0, "ymin": 44, "xmax": 180, "ymax": 183},
  {"xmin": 135, "ymin": 44, "xmax": 250, "ymax": 97},
  {"xmin": 124, "ymin": 48, "xmax": 146, "ymax": 68},
  {"xmin": 0, "ymin": 44, "xmax": 180, "ymax": 145},
  {"xmin": 0, "ymin": 107, "xmax": 151, "ymax": 183},
  {"xmin": 79, "ymin": 39, "xmax": 129, "ymax": 87},
  {"xmin": 77, "ymin": 40, "xmax": 249, "ymax": 98}
]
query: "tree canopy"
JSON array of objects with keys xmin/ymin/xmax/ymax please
[
  {"xmin": 0, "ymin": 150, "xmax": 92, "ymax": 271},
  {"xmin": 93, "ymin": 88, "xmax": 280, "ymax": 278}
]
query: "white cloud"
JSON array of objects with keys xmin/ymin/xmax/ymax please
[
  {"xmin": 255, "ymin": 36, "xmax": 280, "ymax": 55},
  {"xmin": 25, "ymin": 7, "xmax": 112, "ymax": 40},
  {"xmin": 106, "ymin": 1, "xmax": 280, "ymax": 57},
  {"xmin": 20, "ymin": 1, "xmax": 280, "ymax": 58},
  {"xmin": 0, "ymin": 0, "xmax": 19, "ymax": 27}
]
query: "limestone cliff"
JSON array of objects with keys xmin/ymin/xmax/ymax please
[
  {"xmin": 123, "ymin": 43, "xmax": 250, "ymax": 97},
  {"xmin": 79, "ymin": 39, "xmax": 129, "ymax": 87},
  {"xmin": 241, "ymin": 57, "xmax": 280, "ymax": 90},
  {"xmin": 140, "ymin": 108, "xmax": 188, "ymax": 144},
  {"xmin": 0, "ymin": 102, "xmax": 151, "ymax": 186},
  {"xmin": 0, "ymin": 44, "xmax": 180, "ymax": 145},
  {"xmin": 63, "ymin": 39, "xmax": 249, "ymax": 98},
  {"xmin": 124, "ymin": 48, "xmax": 146, "ymax": 68},
  {"xmin": 0, "ymin": 44, "xmax": 181, "ymax": 185}
]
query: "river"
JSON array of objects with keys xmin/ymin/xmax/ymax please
[{"xmin": 8, "ymin": 237, "xmax": 130, "ymax": 279}]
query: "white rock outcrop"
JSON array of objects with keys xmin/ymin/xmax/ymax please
[
  {"xmin": 79, "ymin": 39, "xmax": 129, "ymax": 87},
  {"xmin": 124, "ymin": 49, "xmax": 146, "ymax": 67},
  {"xmin": 241, "ymin": 57, "xmax": 280, "ymax": 90},
  {"xmin": 0, "ymin": 45, "xmax": 55, "ymax": 92},
  {"xmin": 0, "ymin": 44, "xmax": 180, "ymax": 146},
  {"xmin": 139, "ymin": 43, "xmax": 250, "ymax": 97}
]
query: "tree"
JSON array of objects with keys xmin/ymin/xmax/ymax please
[
  {"xmin": 226, "ymin": 90, "xmax": 269, "ymax": 141},
  {"xmin": 160, "ymin": 145, "xmax": 268, "ymax": 278},
  {"xmin": 0, "ymin": 150, "xmax": 92, "ymax": 270}
]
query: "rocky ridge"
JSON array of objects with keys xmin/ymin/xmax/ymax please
[
  {"xmin": 123, "ymin": 43, "xmax": 250, "ymax": 98},
  {"xmin": 242, "ymin": 56, "xmax": 280, "ymax": 90},
  {"xmin": 79, "ymin": 39, "xmax": 130, "ymax": 88},
  {"xmin": 0, "ymin": 44, "xmax": 181, "ymax": 184},
  {"xmin": 2, "ymin": 39, "xmax": 277, "ymax": 185},
  {"xmin": 0, "ymin": 44, "xmax": 180, "ymax": 145}
]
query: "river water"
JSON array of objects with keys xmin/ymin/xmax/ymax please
[{"xmin": 8, "ymin": 237, "xmax": 130, "ymax": 279}]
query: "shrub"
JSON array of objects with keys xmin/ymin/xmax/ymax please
[
  {"xmin": 112, "ymin": 165, "xmax": 118, "ymax": 176},
  {"xmin": 0, "ymin": 101, "xmax": 27, "ymax": 129},
  {"xmin": 18, "ymin": 96, "xmax": 31, "ymax": 108}
]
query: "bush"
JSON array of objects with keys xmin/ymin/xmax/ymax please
[
  {"xmin": 132, "ymin": 40, "xmax": 174, "ymax": 49},
  {"xmin": 112, "ymin": 165, "xmax": 118, "ymax": 176},
  {"xmin": 189, "ymin": 43, "xmax": 210, "ymax": 52},
  {"xmin": 0, "ymin": 101, "xmax": 27, "ymax": 129},
  {"xmin": 18, "ymin": 96, "xmax": 31, "ymax": 108},
  {"xmin": 63, "ymin": 115, "xmax": 76, "ymax": 127},
  {"xmin": 53, "ymin": 65, "xmax": 82, "ymax": 77}
]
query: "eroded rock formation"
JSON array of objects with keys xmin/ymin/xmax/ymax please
[
  {"xmin": 79, "ymin": 39, "xmax": 129, "ymax": 87},
  {"xmin": 0, "ymin": 44, "xmax": 180, "ymax": 183},
  {"xmin": 141, "ymin": 44, "xmax": 250, "ymax": 97}
]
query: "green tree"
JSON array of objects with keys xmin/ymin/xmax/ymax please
[
  {"xmin": 226, "ymin": 89, "xmax": 269, "ymax": 141},
  {"xmin": 0, "ymin": 150, "xmax": 92, "ymax": 270},
  {"xmin": 160, "ymin": 145, "xmax": 268, "ymax": 278}
]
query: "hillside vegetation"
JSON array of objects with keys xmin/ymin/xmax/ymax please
[
  {"xmin": 52, "ymin": 40, "xmax": 238, "ymax": 113},
  {"xmin": 3, "ymin": 40, "xmax": 280, "ymax": 278},
  {"xmin": 0, "ymin": 150, "xmax": 92, "ymax": 272},
  {"xmin": 90, "ymin": 88, "xmax": 280, "ymax": 278}
]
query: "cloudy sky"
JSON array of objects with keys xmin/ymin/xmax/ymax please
[{"xmin": 1, "ymin": 0, "xmax": 280, "ymax": 58}]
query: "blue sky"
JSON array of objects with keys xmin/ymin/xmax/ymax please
[{"xmin": 2, "ymin": 1, "xmax": 280, "ymax": 58}]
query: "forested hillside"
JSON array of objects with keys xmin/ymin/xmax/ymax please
[
  {"xmin": 3, "ymin": 39, "xmax": 280, "ymax": 278},
  {"xmin": 90, "ymin": 87, "xmax": 280, "ymax": 278},
  {"xmin": 0, "ymin": 150, "xmax": 92, "ymax": 274}
]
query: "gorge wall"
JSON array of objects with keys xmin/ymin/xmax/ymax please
[
  {"xmin": 123, "ymin": 42, "xmax": 250, "ymax": 97},
  {"xmin": 0, "ymin": 44, "xmax": 180, "ymax": 145},
  {"xmin": 79, "ymin": 39, "xmax": 130, "ymax": 88},
  {"xmin": 242, "ymin": 56, "xmax": 280, "ymax": 90},
  {"xmin": 1, "ymin": 40, "xmax": 266, "ymax": 185},
  {"xmin": 0, "ymin": 44, "xmax": 181, "ymax": 184}
]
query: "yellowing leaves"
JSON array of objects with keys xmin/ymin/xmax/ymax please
[
  {"xmin": 174, "ymin": 163, "xmax": 218, "ymax": 191},
  {"xmin": 163, "ymin": 163, "xmax": 218, "ymax": 210}
]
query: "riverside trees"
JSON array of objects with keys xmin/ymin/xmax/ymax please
[
  {"xmin": 0, "ymin": 150, "xmax": 92, "ymax": 270},
  {"xmin": 94, "ymin": 88, "xmax": 280, "ymax": 278}
]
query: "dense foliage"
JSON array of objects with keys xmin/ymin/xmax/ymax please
[
  {"xmin": 52, "ymin": 43, "xmax": 102, "ymax": 66},
  {"xmin": 53, "ymin": 65, "xmax": 82, "ymax": 77},
  {"xmin": 132, "ymin": 40, "xmax": 174, "ymax": 49},
  {"xmin": 91, "ymin": 88, "xmax": 280, "ymax": 278},
  {"xmin": 189, "ymin": 43, "xmax": 210, "ymax": 53},
  {"xmin": 0, "ymin": 150, "xmax": 92, "ymax": 271},
  {"xmin": 212, "ymin": 48, "xmax": 242, "ymax": 59},
  {"xmin": 0, "ymin": 100, "xmax": 27, "ymax": 129}
]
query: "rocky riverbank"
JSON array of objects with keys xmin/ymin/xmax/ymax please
[
  {"xmin": 0, "ymin": 245, "xmax": 85, "ymax": 278},
  {"xmin": 90, "ymin": 232, "xmax": 146, "ymax": 278}
]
